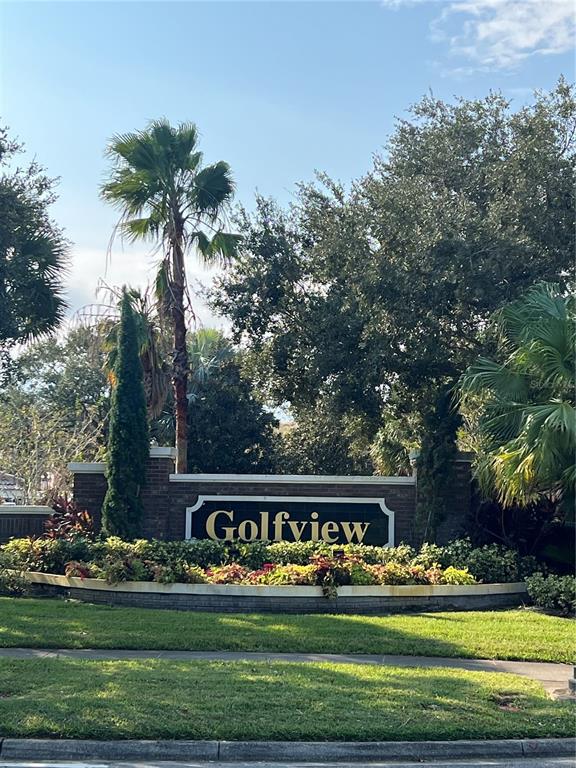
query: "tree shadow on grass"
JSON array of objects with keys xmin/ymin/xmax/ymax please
[{"xmin": 0, "ymin": 657, "xmax": 573, "ymax": 742}]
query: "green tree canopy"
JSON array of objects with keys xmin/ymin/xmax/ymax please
[
  {"xmin": 212, "ymin": 81, "xmax": 576, "ymax": 480},
  {"xmin": 0, "ymin": 126, "xmax": 68, "ymax": 364},
  {"xmin": 0, "ymin": 326, "xmax": 109, "ymax": 501},
  {"xmin": 187, "ymin": 353, "xmax": 278, "ymax": 474}
]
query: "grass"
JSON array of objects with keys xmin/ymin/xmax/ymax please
[
  {"xmin": 1, "ymin": 597, "xmax": 574, "ymax": 662},
  {"xmin": 0, "ymin": 657, "xmax": 573, "ymax": 741}
]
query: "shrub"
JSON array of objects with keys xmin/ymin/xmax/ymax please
[
  {"xmin": 425, "ymin": 565, "xmax": 445, "ymax": 584},
  {"xmin": 64, "ymin": 561, "xmax": 93, "ymax": 579},
  {"xmin": 0, "ymin": 550, "xmax": 28, "ymax": 596},
  {"xmin": 150, "ymin": 562, "xmax": 187, "ymax": 584},
  {"xmin": 348, "ymin": 562, "xmax": 378, "ymax": 585},
  {"xmin": 176, "ymin": 539, "xmax": 227, "ymax": 568},
  {"xmin": 94, "ymin": 555, "xmax": 150, "ymax": 585},
  {"xmin": 229, "ymin": 540, "xmax": 269, "ymax": 569},
  {"xmin": 2, "ymin": 537, "xmax": 93, "ymax": 574},
  {"xmin": 526, "ymin": 573, "xmax": 576, "ymax": 616},
  {"xmin": 379, "ymin": 543, "xmax": 416, "ymax": 565},
  {"xmin": 184, "ymin": 565, "xmax": 208, "ymax": 584},
  {"xmin": 442, "ymin": 566, "xmax": 476, "ymax": 585},
  {"xmin": 370, "ymin": 562, "xmax": 412, "ymax": 585},
  {"xmin": 464, "ymin": 545, "xmax": 519, "ymax": 583},
  {"xmin": 413, "ymin": 542, "xmax": 447, "ymax": 569},
  {"xmin": 206, "ymin": 564, "xmax": 248, "ymax": 584},
  {"xmin": 264, "ymin": 564, "xmax": 316, "ymax": 586},
  {"xmin": 265, "ymin": 541, "xmax": 323, "ymax": 565}
]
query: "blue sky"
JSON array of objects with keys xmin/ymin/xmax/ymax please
[{"xmin": 1, "ymin": 0, "xmax": 574, "ymax": 324}]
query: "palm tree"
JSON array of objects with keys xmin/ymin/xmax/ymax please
[
  {"xmin": 101, "ymin": 120, "xmax": 239, "ymax": 471},
  {"xmin": 460, "ymin": 283, "xmax": 575, "ymax": 512}
]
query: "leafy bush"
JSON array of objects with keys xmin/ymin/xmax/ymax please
[
  {"xmin": 183, "ymin": 565, "xmax": 207, "ymax": 583},
  {"xmin": 525, "ymin": 573, "xmax": 576, "ymax": 616},
  {"xmin": 348, "ymin": 562, "xmax": 378, "ymax": 585},
  {"xmin": 264, "ymin": 564, "xmax": 316, "ymax": 586},
  {"xmin": 92, "ymin": 555, "xmax": 150, "ymax": 585},
  {"xmin": 264, "ymin": 541, "xmax": 324, "ymax": 565},
  {"xmin": 226, "ymin": 540, "xmax": 269, "ymax": 569},
  {"xmin": 0, "ymin": 534, "xmax": 546, "ymax": 592},
  {"xmin": 206, "ymin": 564, "xmax": 249, "ymax": 584},
  {"xmin": 442, "ymin": 566, "xmax": 476, "ymax": 585},
  {"xmin": 2, "ymin": 537, "xmax": 93, "ymax": 574},
  {"xmin": 0, "ymin": 550, "xmax": 29, "ymax": 595},
  {"xmin": 64, "ymin": 561, "xmax": 93, "ymax": 579}
]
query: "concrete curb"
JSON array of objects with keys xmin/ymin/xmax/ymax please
[{"xmin": 0, "ymin": 737, "xmax": 574, "ymax": 762}]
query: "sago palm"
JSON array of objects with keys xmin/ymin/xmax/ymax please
[
  {"xmin": 101, "ymin": 120, "xmax": 239, "ymax": 471},
  {"xmin": 460, "ymin": 283, "xmax": 575, "ymax": 512}
]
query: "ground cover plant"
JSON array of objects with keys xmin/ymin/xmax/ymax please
[
  {"xmin": 1, "ymin": 536, "xmax": 542, "ymax": 590},
  {"xmin": 0, "ymin": 657, "xmax": 573, "ymax": 741},
  {"xmin": 1, "ymin": 599, "xmax": 573, "ymax": 662}
]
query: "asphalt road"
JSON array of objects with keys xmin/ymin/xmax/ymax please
[{"xmin": 0, "ymin": 759, "xmax": 574, "ymax": 767}]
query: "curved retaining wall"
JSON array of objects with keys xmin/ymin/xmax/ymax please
[{"xmin": 26, "ymin": 572, "xmax": 528, "ymax": 614}]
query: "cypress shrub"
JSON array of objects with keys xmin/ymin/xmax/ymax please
[{"xmin": 102, "ymin": 291, "xmax": 149, "ymax": 539}]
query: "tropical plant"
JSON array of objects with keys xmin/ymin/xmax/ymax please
[
  {"xmin": 461, "ymin": 283, "xmax": 575, "ymax": 513},
  {"xmin": 101, "ymin": 120, "xmax": 239, "ymax": 472},
  {"xmin": 101, "ymin": 291, "xmax": 149, "ymax": 539}
]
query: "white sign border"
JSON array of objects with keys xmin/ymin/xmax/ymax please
[{"xmin": 185, "ymin": 495, "xmax": 395, "ymax": 547}]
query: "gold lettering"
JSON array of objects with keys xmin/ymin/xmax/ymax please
[
  {"xmin": 260, "ymin": 511, "xmax": 269, "ymax": 540},
  {"xmin": 310, "ymin": 511, "xmax": 320, "ymax": 541},
  {"xmin": 238, "ymin": 519, "xmax": 258, "ymax": 542},
  {"xmin": 340, "ymin": 521, "xmax": 370, "ymax": 544},
  {"xmin": 321, "ymin": 521, "xmax": 339, "ymax": 543},
  {"xmin": 273, "ymin": 511, "xmax": 289, "ymax": 541},
  {"xmin": 206, "ymin": 509, "xmax": 235, "ymax": 541},
  {"xmin": 287, "ymin": 520, "xmax": 306, "ymax": 541}
]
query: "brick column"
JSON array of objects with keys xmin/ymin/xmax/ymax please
[
  {"xmin": 435, "ymin": 453, "xmax": 473, "ymax": 545},
  {"xmin": 69, "ymin": 447, "xmax": 176, "ymax": 538},
  {"xmin": 140, "ymin": 448, "xmax": 176, "ymax": 539}
]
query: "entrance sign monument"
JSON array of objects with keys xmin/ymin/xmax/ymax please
[{"xmin": 68, "ymin": 447, "xmax": 472, "ymax": 546}]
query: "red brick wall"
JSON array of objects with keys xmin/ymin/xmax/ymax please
[{"xmin": 72, "ymin": 456, "xmax": 471, "ymax": 547}]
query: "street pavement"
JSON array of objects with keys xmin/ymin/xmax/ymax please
[{"xmin": 0, "ymin": 759, "xmax": 574, "ymax": 767}]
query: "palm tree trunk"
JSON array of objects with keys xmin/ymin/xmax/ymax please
[{"xmin": 171, "ymin": 237, "xmax": 189, "ymax": 474}]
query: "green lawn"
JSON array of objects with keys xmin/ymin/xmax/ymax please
[
  {"xmin": 0, "ymin": 657, "xmax": 573, "ymax": 741},
  {"xmin": 1, "ymin": 597, "xmax": 574, "ymax": 662}
]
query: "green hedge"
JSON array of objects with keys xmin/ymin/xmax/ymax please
[
  {"xmin": 525, "ymin": 573, "xmax": 576, "ymax": 616},
  {"xmin": 2, "ymin": 535, "xmax": 541, "ymax": 587}
]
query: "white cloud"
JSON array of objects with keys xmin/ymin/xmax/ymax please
[
  {"xmin": 65, "ymin": 245, "xmax": 227, "ymax": 330},
  {"xmin": 382, "ymin": 0, "xmax": 575, "ymax": 70}
]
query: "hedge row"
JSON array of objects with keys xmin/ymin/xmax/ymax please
[{"xmin": 2, "ymin": 535, "xmax": 540, "ymax": 584}]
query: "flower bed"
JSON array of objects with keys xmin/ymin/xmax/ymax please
[{"xmin": 2, "ymin": 535, "xmax": 543, "ymax": 598}]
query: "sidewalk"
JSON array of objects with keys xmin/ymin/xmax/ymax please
[{"xmin": 0, "ymin": 647, "xmax": 572, "ymax": 697}]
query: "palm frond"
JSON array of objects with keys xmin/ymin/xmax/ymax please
[{"xmin": 191, "ymin": 161, "xmax": 235, "ymax": 214}]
